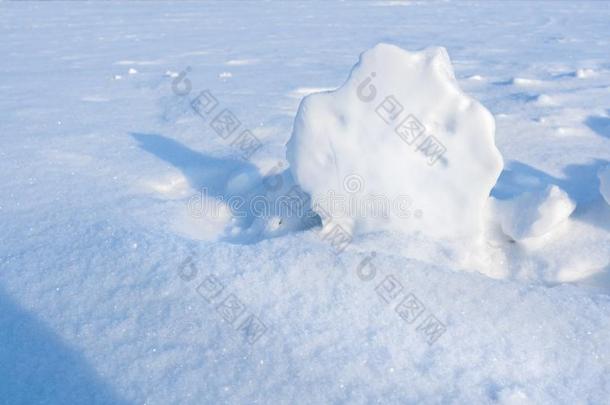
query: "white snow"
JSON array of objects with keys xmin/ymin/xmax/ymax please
[
  {"xmin": 225, "ymin": 59, "xmax": 259, "ymax": 66},
  {"xmin": 534, "ymin": 94, "xmax": 557, "ymax": 106},
  {"xmin": 287, "ymin": 44, "xmax": 503, "ymax": 240},
  {"xmin": 2, "ymin": 1, "xmax": 610, "ymax": 404},
  {"xmin": 511, "ymin": 77, "xmax": 544, "ymax": 87},
  {"xmin": 491, "ymin": 185, "xmax": 576, "ymax": 241},
  {"xmin": 576, "ymin": 68, "xmax": 597, "ymax": 79},
  {"xmin": 289, "ymin": 86, "xmax": 337, "ymax": 99},
  {"xmin": 467, "ymin": 74, "xmax": 484, "ymax": 81}
]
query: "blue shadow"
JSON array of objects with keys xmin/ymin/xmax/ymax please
[
  {"xmin": 131, "ymin": 132, "xmax": 256, "ymax": 196},
  {"xmin": 0, "ymin": 287, "xmax": 129, "ymax": 405},
  {"xmin": 130, "ymin": 132, "xmax": 319, "ymax": 244},
  {"xmin": 585, "ymin": 115, "xmax": 610, "ymax": 139},
  {"xmin": 491, "ymin": 159, "xmax": 609, "ymax": 204}
]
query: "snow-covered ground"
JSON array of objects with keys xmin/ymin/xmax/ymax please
[{"xmin": 1, "ymin": 1, "xmax": 610, "ymax": 404}]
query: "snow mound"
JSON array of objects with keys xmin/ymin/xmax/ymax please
[
  {"xmin": 599, "ymin": 166, "xmax": 610, "ymax": 206},
  {"xmin": 492, "ymin": 185, "xmax": 576, "ymax": 241},
  {"xmin": 286, "ymin": 43, "xmax": 503, "ymax": 240}
]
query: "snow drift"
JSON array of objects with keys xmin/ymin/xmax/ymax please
[{"xmin": 286, "ymin": 43, "xmax": 503, "ymax": 240}]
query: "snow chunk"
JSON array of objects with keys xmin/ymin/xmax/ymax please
[
  {"xmin": 534, "ymin": 94, "xmax": 557, "ymax": 106},
  {"xmin": 493, "ymin": 185, "xmax": 576, "ymax": 241},
  {"xmin": 511, "ymin": 77, "xmax": 543, "ymax": 87},
  {"xmin": 286, "ymin": 44, "xmax": 503, "ymax": 239},
  {"xmin": 576, "ymin": 68, "xmax": 596, "ymax": 78},
  {"xmin": 599, "ymin": 165, "xmax": 610, "ymax": 206}
]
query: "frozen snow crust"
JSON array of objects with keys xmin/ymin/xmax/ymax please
[{"xmin": 287, "ymin": 44, "xmax": 504, "ymax": 240}]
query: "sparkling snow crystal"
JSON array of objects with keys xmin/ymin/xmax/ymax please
[{"xmin": 286, "ymin": 43, "xmax": 503, "ymax": 240}]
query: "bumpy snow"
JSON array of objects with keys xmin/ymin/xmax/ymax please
[
  {"xmin": 287, "ymin": 44, "xmax": 503, "ymax": 240},
  {"xmin": 492, "ymin": 185, "xmax": 576, "ymax": 241}
]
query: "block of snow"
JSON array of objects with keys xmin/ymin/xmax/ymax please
[
  {"xmin": 600, "ymin": 165, "xmax": 610, "ymax": 206},
  {"xmin": 286, "ymin": 43, "xmax": 503, "ymax": 240},
  {"xmin": 493, "ymin": 185, "xmax": 576, "ymax": 241}
]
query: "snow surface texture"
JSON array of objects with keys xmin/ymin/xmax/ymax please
[
  {"xmin": 2, "ymin": 1, "xmax": 610, "ymax": 404},
  {"xmin": 600, "ymin": 165, "xmax": 610, "ymax": 206},
  {"xmin": 491, "ymin": 185, "xmax": 576, "ymax": 241},
  {"xmin": 287, "ymin": 44, "xmax": 503, "ymax": 240}
]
